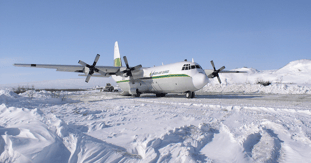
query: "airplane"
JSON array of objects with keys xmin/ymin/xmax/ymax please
[{"xmin": 14, "ymin": 41, "xmax": 246, "ymax": 98}]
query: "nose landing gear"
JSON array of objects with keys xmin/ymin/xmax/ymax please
[{"xmin": 185, "ymin": 91, "xmax": 195, "ymax": 98}]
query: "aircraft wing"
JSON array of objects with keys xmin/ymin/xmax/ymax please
[
  {"xmin": 14, "ymin": 63, "xmax": 120, "ymax": 75},
  {"xmin": 204, "ymin": 69, "xmax": 247, "ymax": 78},
  {"xmin": 219, "ymin": 70, "xmax": 247, "ymax": 73}
]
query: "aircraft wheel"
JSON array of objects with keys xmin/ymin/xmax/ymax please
[
  {"xmin": 133, "ymin": 93, "xmax": 141, "ymax": 97},
  {"xmin": 185, "ymin": 91, "xmax": 195, "ymax": 98},
  {"xmin": 191, "ymin": 92, "xmax": 195, "ymax": 98},
  {"xmin": 156, "ymin": 93, "xmax": 166, "ymax": 97},
  {"xmin": 185, "ymin": 91, "xmax": 192, "ymax": 98},
  {"xmin": 133, "ymin": 89, "xmax": 141, "ymax": 97}
]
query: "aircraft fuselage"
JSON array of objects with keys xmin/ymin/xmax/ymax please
[{"xmin": 112, "ymin": 61, "xmax": 209, "ymax": 95}]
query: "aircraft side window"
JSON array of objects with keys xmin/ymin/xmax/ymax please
[
  {"xmin": 196, "ymin": 65, "xmax": 202, "ymax": 69},
  {"xmin": 191, "ymin": 65, "xmax": 196, "ymax": 69}
]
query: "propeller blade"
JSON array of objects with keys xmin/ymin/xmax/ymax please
[
  {"xmin": 219, "ymin": 66, "xmax": 225, "ymax": 72},
  {"xmin": 78, "ymin": 60, "xmax": 89, "ymax": 67},
  {"xmin": 127, "ymin": 70, "xmax": 133, "ymax": 77},
  {"xmin": 85, "ymin": 73, "xmax": 92, "ymax": 83},
  {"xmin": 217, "ymin": 76, "xmax": 221, "ymax": 84},
  {"xmin": 92, "ymin": 54, "xmax": 100, "ymax": 66},
  {"xmin": 79, "ymin": 54, "xmax": 102, "ymax": 83},
  {"xmin": 123, "ymin": 56, "xmax": 130, "ymax": 69},
  {"xmin": 209, "ymin": 60, "xmax": 225, "ymax": 84},
  {"xmin": 132, "ymin": 64, "xmax": 142, "ymax": 71},
  {"xmin": 210, "ymin": 60, "xmax": 216, "ymax": 71}
]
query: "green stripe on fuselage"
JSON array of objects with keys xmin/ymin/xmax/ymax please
[
  {"xmin": 151, "ymin": 74, "xmax": 189, "ymax": 79},
  {"xmin": 116, "ymin": 74, "xmax": 190, "ymax": 83},
  {"xmin": 114, "ymin": 58, "xmax": 122, "ymax": 67}
]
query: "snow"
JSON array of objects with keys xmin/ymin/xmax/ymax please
[{"xmin": 1, "ymin": 59, "xmax": 311, "ymax": 162}]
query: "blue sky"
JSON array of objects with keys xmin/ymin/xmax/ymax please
[{"xmin": 1, "ymin": 0, "xmax": 310, "ymax": 84}]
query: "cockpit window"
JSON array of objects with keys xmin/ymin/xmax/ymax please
[
  {"xmin": 182, "ymin": 64, "xmax": 190, "ymax": 70},
  {"xmin": 182, "ymin": 64, "xmax": 202, "ymax": 70},
  {"xmin": 196, "ymin": 65, "xmax": 202, "ymax": 69}
]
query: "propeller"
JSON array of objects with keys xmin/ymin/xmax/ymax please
[
  {"xmin": 208, "ymin": 60, "xmax": 225, "ymax": 84},
  {"xmin": 78, "ymin": 54, "xmax": 107, "ymax": 83},
  {"xmin": 122, "ymin": 56, "xmax": 142, "ymax": 84}
]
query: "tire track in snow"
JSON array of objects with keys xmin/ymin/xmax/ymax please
[
  {"xmin": 243, "ymin": 132, "xmax": 262, "ymax": 158},
  {"xmin": 249, "ymin": 128, "xmax": 284, "ymax": 163}
]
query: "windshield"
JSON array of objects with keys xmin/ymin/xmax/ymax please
[{"xmin": 182, "ymin": 64, "xmax": 202, "ymax": 70}]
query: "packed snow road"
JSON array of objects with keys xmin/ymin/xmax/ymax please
[{"xmin": 1, "ymin": 90, "xmax": 311, "ymax": 162}]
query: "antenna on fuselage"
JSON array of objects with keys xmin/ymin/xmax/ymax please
[
  {"xmin": 192, "ymin": 58, "xmax": 194, "ymax": 62},
  {"xmin": 184, "ymin": 59, "xmax": 187, "ymax": 61}
]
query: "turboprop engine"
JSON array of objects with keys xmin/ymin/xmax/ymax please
[
  {"xmin": 78, "ymin": 54, "xmax": 107, "ymax": 83},
  {"xmin": 83, "ymin": 66, "xmax": 90, "ymax": 75}
]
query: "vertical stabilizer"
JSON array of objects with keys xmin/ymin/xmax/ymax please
[{"xmin": 114, "ymin": 41, "xmax": 122, "ymax": 67}]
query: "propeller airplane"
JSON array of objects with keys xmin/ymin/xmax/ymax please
[{"xmin": 14, "ymin": 41, "xmax": 246, "ymax": 98}]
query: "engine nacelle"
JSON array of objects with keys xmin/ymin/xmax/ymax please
[
  {"xmin": 122, "ymin": 74, "xmax": 128, "ymax": 77},
  {"xmin": 83, "ymin": 67, "xmax": 90, "ymax": 75}
]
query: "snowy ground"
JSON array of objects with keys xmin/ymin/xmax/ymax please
[
  {"xmin": 1, "ymin": 59, "xmax": 311, "ymax": 162},
  {"xmin": 1, "ymin": 89, "xmax": 311, "ymax": 162}
]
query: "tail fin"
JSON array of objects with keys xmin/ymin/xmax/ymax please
[{"xmin": 114, "ymin": 41, "xmax": 122, "ymax": 67}]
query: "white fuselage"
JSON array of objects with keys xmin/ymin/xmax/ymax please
[{"xmin": 112, "ymin": 61, "xmax": 209, "ymax": 94}]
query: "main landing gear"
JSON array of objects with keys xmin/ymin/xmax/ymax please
[
  {"xmin": 185, "ymin": 91, "xmax": 195, "ymax": 98},
  {"xmin": 156, "ymin": 93, "xmax": 166, "ymax": 97},
  {"xmin": 132, "ymin": 89, "xmax": 141, "ymax": 97},
  {"xmin": 133, "ymin": 92, "xmax": 141, "ymax": 97}
]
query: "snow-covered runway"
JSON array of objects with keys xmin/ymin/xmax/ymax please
[{"xmin": 1, "ymin": 90, "xmax": 310, "ymax": 162}]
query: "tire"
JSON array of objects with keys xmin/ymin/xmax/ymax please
[
  {"xmin": 133, "ymin": 89, "xmax": 141, "ymax": 97},
  {"xmin": 133, "ymin": 93, "xmax": 141, "ymax": 97},
  {"xmin": 185, "ymin": 92, "xmax": 192, "ymax": 98},
  {"xmin": 185, "ymin": 91, "xmax": 195, "ymax": 98},
  {"xmin": 191, "ymin": 92, "xmax": 195, "ymax": 98},
  {"xmin": 156, "ymin": 93, "xmax": 166, "ymax": 97}
]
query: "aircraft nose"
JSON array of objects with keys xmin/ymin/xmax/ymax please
[{"xmin": 192, "ymin": 73, "xmax": 209, "ymax": 89}]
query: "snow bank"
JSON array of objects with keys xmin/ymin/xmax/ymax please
[{"xmin": 0, "ymin": 89, "xmax": 20, "ymax": 104}]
